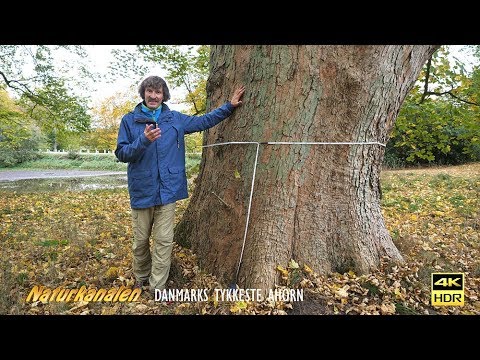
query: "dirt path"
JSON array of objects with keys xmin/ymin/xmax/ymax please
[{"xmin": 0, "ymin": 169, "xmax": 126, "ymax": 181}]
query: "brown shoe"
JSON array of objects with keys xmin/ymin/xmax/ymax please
[
  {"xmin": 133, "ymin": 279, "xmax": 147, "ymax": 289},
  {"xmin": 141, "ymin": 288, "xmax": 154, "ymax": 300},
  {"xmin": 150, "ymin": 287, "xmax": 158, "ymax": 298}
]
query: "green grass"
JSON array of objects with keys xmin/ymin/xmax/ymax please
[
  {"xmin": 361, "ymin": 281, "xmax": 381, "ymax": 296},
  {"xmin": 4, "ymin": 152, "xmax": 203, "ymax": 174},
  {"xmin": 395, "ymin": 302, "xmax": 420, "ymax": 315},
  {"xmin": 1, "ymin": 162, "xmax": 479, "ymax": 315},
  {"xmin": 428, "ymin": 173, "xmax": 453, "ymax": 188},
  {"xmin": 35, "ymin": 239, "xmax": 69, "ymax": 247},
  {"xmin": 12, "ymin": 153, "xmax": 127, "ymax": 171}
]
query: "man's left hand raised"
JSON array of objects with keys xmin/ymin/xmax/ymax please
[{"xmin": 230, "ymin": 85, "xmax": 246, "ymax": 108}]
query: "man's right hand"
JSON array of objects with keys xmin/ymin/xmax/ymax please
[{"xmin": 144, "ymin": 124, "xmax": 161, "ymax": 142}]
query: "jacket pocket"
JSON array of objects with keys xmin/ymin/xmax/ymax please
[
  {"xmin": 165, "ymin": 166, "xmax": 185, "ymax": 194},
  {"xmin": 168, "ymin": 166, "xmax": 183, "ymax": 174},
  {"xmin": 129, "ymin": 170, "xmax": 153, "ymax": 198}
]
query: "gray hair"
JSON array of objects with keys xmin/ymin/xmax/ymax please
[{"xmin": 138, "ymin": 76, "xmax": 171, "ymax": 102}]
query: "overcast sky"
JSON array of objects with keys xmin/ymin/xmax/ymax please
[
  {"xmin": 84, "ymin": 45, "xmax": 137, "ymax": 99},
  {"xmin": 32, "ymin": 45, "xmax": 477, "ymax": 116},
  {"xmin": 82, "ymin": 45, "xmax": 186, "ymax": 111},
  {"xmin": 82, "ymin": 45, "xmax": 472, "ymax": 106}
]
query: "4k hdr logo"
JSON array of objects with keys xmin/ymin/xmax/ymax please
[{"xmin": 431, "ymin": 273, "xmax": 464, "ymax": 306}]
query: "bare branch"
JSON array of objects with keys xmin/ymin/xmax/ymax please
[
  {"xmin": 181, "ymin": 77, "xmax": 200, "ymax": 115},
  {"xmin": 1, "ymin": 70, "xmax": 36, "ymax": 97},
  {"xmin": 419, "ymin": 57, "xmax": 432, "ymax": 104},
  {"xmin": 0, "ymin": 70, "xmax": 57, "ymax": 117},
  {"xmin": 418, "ymin": 55, "xmax": 479, "ymax": 106},
  {"xmin": 0, "ymin": 70, "xmax": 11, "ymax": 87},
  {"xmin": 424, "ymin": 90, "xmax": 480, "ymax": 106}
]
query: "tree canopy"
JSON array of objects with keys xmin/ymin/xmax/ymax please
[
  {"xmin": 0, "ymin": 45, "xmax": 92, "ymax": 108},
  {"xmin": 386, "ymin": 46, "xmax": 480, "ymax": 166},
  {"xmin": 108, "ymin": 45, "xmax": 480, "ymax": 166},
  {"xmin": 2, "ymin": 45, "xmax": 479, "ymax": 164},
  {"xmin": 108, "ymin": 45, "xmax": 209, "ymax": 115},
  {"xmin": 0, "ymin": 45, "xmax": 94, "ymax": 152}
]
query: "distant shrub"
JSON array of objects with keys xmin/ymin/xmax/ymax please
[{"xmin": 0, "ymin": 148, "xmax": 41, "ymax": 167}]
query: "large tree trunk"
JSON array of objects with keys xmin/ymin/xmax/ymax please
[{"xmin": 175, "ymin": 45, "xmax": 439, "ymax": 290}]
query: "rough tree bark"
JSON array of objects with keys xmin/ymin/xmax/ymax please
[{"xmin": 175, "ymin": 45, "xmax": 439, "ymax": 290}]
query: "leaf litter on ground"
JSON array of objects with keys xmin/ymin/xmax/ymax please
[{"xmin": 0, "ymin": 163, "xmax": 478, "ymax": 315}]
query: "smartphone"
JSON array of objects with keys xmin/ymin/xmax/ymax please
[{"xmin": 145, "ymin": 120, "xmax": 157, "ymax": 128}]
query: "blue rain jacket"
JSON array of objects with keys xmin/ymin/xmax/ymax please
[{"xmin": 115, "ymin": 101, "xmax": 234, "ymax": 209}]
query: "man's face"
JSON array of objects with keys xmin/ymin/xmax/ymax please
[{"xmin": 145, "ymin": 87, "xmax": 163, "ymax": 109}]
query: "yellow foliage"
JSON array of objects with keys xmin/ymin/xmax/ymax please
[
  {"xmin": 105, "ymin": 267, "xmax": 119, "ymax": 280},
  {"xmin": 1, "ymin": 163, "xmax": 479, "ymax": 315},
  {"xmin": 303, "ymin": 264, "xmax": 313, "ymax": 274},
  {"xmin": 230, "ymin": 301, "xmax": 247, "ymax": 314},
  {"xmin": 276, "ymin": 265, "xmax": 289, "ymax": 277}
]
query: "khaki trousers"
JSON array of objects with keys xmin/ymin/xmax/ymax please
[{"xmin": 131, "ymin": 202, "xmax": 176, "ymax": 290}]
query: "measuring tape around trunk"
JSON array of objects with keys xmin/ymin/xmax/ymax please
[{"xmin": 201, "ymin": 140, "xmax": 386, "ymax": 287}]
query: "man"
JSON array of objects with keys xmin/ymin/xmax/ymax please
[{"xmin": 115, "ymin": 75, "xmax": 245, "ymax": 295}]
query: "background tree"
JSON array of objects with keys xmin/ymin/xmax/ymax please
[
  {"xmin": 0, "ymin": 89, "xmax": 41, "ymax": 166},
  {"xmin": 0, "ymin": 45, "xmax": 94, "ymax": 151},
  {"xmin": 109, "ymin": 45, "xmax": 209, "ymax": 114},
  {"xmin": 84, "ymin": 89, "xmax": 137, "ymax": 151},
  {"xmin": 19, "ymin": 82, "xmax": 91, "ymax": 151},
  {"xmin": 175, "ymin": 45, "xmax": 439, "ymax": 290},
  {"xmin": 386, "ymin": 46, "xmax": 480, "ymax": 166},
  {"xmin": 0, "ymin": 46, "xmax": 92, "ymax": 106}
]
